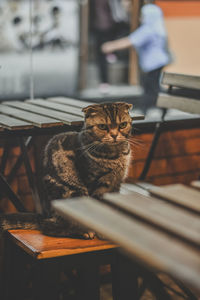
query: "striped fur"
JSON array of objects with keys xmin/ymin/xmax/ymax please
[{"xmin": 42, "ymin": 102, "xmax": 133, "ymax": 238}]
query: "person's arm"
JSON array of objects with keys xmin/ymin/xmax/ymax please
[{"xmin": 101, "ymin": 37, "xmax": 132, "ymax": 54}]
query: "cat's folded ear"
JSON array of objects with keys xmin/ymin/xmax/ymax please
[
  {"xmin": 116, "ymin": 102, "xmax": 133, "ymax": 111},
  {"xmin": 82, "ymin": 105, "xmax": 100, "ymax": 117}
]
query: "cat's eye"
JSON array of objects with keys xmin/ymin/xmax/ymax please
[
  {"xmin": 119, "ymin": 122, "xmax": 127, "ymax": 129},
  {"xmin": 98, "ymin": 124, "xmax": 108, "ymax": 130}
]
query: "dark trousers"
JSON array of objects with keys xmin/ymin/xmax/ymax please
[
  {"xmin": 140, "ymin": 67, "xmax": 163, "ymax": 113},
  {"xmin": 95, "ymin": 28, "xmax": 115, "ymax": 83}
]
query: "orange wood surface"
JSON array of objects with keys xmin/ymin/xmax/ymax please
[
  {"xmin": 156, "ymin": 1, "xmax": 200, "ymax": 17},
  {"xmin": 7, "ymin": 229, "xmax": 117, "ymax": 259}
]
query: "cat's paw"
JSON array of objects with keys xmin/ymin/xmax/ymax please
[
  {"xmin": 96, "ymin": 233, "xmax": 107, "ymax": 240},
  {"xmin": 82, "ymin": 231, "xmax": 96, "ymax": 239}
]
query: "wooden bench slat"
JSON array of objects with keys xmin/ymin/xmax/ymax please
[
  {"xmin": 52, "ymin": 197, "xmax": 200, "ymax": 291},
  {"xmin": 3, "ymin": 101, "xmax": 82, "ymax": 126},
  {"xmin": 157, "ymin": 93, "xmax": 200, "ymax": 114},
  {"xmin": 130, "ymin": 113, "xmax": 145, "ymax": 121},
  {"xmin": 120, "ymin": 183, "xmax": 149, "ymax": 196},
  {"xmin": 27, "ymin": 99, "xmax": 83, "ymax": 117},
  {"xmin": 150, "ymin": 184, "xmax": 200, "ymax": 214},
  {"xmin": 46, "ymin": 97, "xmax": 145, "ymax": 121},
  {"xmin": 191, "ymin": 180, "xmax": 200, "ymax": 190},
  {"xmin": 162, "ymin": 72, "xmax": 200, "ymax": 90},
  {"xmin": 0, "ymin": 104, "xmax": 58, "ymax": 128},
  {"xmin": 7, "ymin": 229, "xmax": 116, "ymax": 259},
  {"xmin": 0, "ymin": 114, "xmax": 33, "ymax": 130},
  {"xmin": 48, "ymin": 97, "xmax": 94, "ymax": 108},
  {"xmin": 103, "ymin": 192, "xmax": 200, "ymax": 247},
  {"xmin": 2, "ymin": 102, "xmax": 63, "ymax": 127}
]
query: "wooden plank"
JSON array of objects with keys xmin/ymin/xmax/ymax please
[
  {"xmin": 0, "ymin": 114, "xmax": 33, "ymax": 130},
  {"xmin": 47, "ymin": 97, "xmax": 94, "ymax": 108},
  {"xmin": 131, "ymin": 114, "xmax": 145, "ymax": 121},
  {"xmin": 46, "ymin": 97, "xmax": 144, "ymax": 120},
  {"xmin": 191, "ymin": 181, "xmax": 200, "ymax": 190},
  {"xmin": 150, "ymin": 184, "xmax": 200, "ymax": 214},
  {"xmin": 0, "ymin": 104, "xmax": 57, "ymax": 128},
  {"xmin": 8, "ymin": 229, "xmax": 116, "ymax": 259},
  {"xmin": 3, "ymin": 101, "xmax": 83, "ymax": 126},
  {"xmin": 29, "ymin": 99, "xmax": 144, "ymax": 121},
  {"xmin": 52, "ymin": 197, "xmax": 200, "ymax": 291},
  {"xmin": 27, "ymin": 99, "xmax": 83, "ymax": 117},
  {"xmin": 120, "ymin": 183, "xmax": 149, "ymax": 196},
  {"xmin": 157, "ymin": 93, "xmax": 200, "ymax": 114},
  {"xmin": 162, "ymin": 72, "xmax": 200, "ymax": 90},
  {"xmin": 103, "ymin": 191, "xmax": 200, "ymax": 247}
]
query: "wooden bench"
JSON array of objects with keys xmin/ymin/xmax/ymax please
[
  {"xmin": 52, "ymin": 182, "xmax": 200, "ymax": 299},
  {"xmin": 3, "ymin": 228, "xmax": 117, "ymax": 300},
  {"xmin": 139, "ymin": 72, "xmax": 200, "ymax": 180}
]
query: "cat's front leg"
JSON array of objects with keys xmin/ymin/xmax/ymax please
[{"xmin": 91, "ymin": 174, "xmax": 120, "ymax": 200}]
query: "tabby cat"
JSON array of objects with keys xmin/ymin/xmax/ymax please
[{"xmin": 0, "ymin": 102, "xmax": 133, "ymax": 239}]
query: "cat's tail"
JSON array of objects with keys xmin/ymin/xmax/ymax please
[{"xmin": 0, "ymin": 213, "xmax": 42, "ymax": 232}]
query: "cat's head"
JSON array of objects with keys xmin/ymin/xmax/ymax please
[{"xmin": 82, "ymin": 102, "xmax": 132, "ymax": 143}]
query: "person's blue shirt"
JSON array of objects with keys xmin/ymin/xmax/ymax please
[{"xmin": 128, "ymin": 4, "xmax": 171, "ymax": 73}]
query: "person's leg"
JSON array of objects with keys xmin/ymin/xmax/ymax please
[
  {"xmin": 95, "ymin": 30, "xmax": 110, "ymax": 84},
  {"xmin": 140, "ymin": 67, "xmax": 163, "ymax": 113}
]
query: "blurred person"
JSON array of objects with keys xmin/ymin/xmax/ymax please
[
  {"xmin": 91, "ymin": 0, "xmax": 129, "ymax": 93},
  {"xmin": 92, "ymin": 0, "xmax": 116, "ymax": 93},
  {"xmin": 102, "ymin": 0, "xmax": 173, "ymax": 112}
]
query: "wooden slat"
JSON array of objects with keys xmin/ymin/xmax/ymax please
[
  {"xmin": 3, "ymin": 101, "xmax": 83, "ymax": 126},
  {"xmin": 131, "ymin": 114, "xmax": 145, "ymax": 121},
  {"xmin": 103, "ymin": 192, "xmax": 200, "ymax": 247},
  {"xmin": 162, "ymin": 72, "xmax": 200, "ymax": 90},
  {"xmin": 0, "ymin": 114, "xmax": 33, "ymax": 130},
  {"xmin": 8, "ymin": 229, "xmax": 116, "ymax": 259},
  {"xmin": 48, "ymin": 97, "xmax": 93, "ymax": 108},
  {"xmin": 191, "ymin": 181, "xmax": 200, "ymax": 190},
  {"xmin": 150, "ymin": 184, "xmax": 200, "ymax": 214},
  {"xmin": 120, "ymin": 183, "xmax": 149, "ymax": 196},
  {"xmin": 157, "ymin": 93, "xmax": 200, "ymax": 114},
  {"xmin": 52, "ymin": 197, "xmax": 200, "ymax": 291},
  {"xmin": 47, "ymin": 97, "xmax": 144, "ymax": 121},
  {"xmin": 0, "ymin": 104, "xmax": 58, "ymax": 128},
  {"xmin": 27, "ymin": 99, "xmax": 83, "ymax": 117}
]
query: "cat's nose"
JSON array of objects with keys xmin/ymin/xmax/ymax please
[{"xmin": 110, "ymin": 133, "xmax": 118, "ymax": 140}]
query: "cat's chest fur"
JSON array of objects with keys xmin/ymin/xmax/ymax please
[{"xmin": 66, "ymin": 131, "xmax": 130, "ymax": 183}]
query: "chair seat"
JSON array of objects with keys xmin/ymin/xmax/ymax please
[{"xmin": 7, "ymin": 229, "xmax": 117, "ymax": 259}]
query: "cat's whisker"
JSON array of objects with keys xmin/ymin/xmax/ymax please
[
  {"xmin": 128, "ymin": 141, "xmax": 145, "ymax": 148},
  {"xmin": 80, "ymin": 142, "xmax": 100, "ymax": 156},
  {"xmin": 76, "ymin": 141, "xmax": 97, "ymax": 151}
]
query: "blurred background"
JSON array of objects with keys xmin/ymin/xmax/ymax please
[{"xmin": 0, "ymin": 0, "xmax": 199, "ymax": 102}]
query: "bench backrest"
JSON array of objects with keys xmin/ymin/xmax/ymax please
[{"xmin": 157, "ymin": 72, "xmax": 200, "ymax": 114}]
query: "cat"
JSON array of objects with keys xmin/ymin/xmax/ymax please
[{"xmin": 0, "ymin": 102, "xmax": 133, "ymax": 239}]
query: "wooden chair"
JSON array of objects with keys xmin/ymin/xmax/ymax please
[
  {"xmin": 3, "ymin": 228, "xmax": 117, "ymax": 300},
  {"xmin": 139, "ymin": 72, "xmax": 200, "ymax": 180}
]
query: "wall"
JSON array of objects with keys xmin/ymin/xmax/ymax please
[
  {"xmin": 156, "ymin": 1, "xmax": 200, "ymax": 75},
  {"xmin": 128, "ymin": 127, "xmax": 200, "ymax": 185}
]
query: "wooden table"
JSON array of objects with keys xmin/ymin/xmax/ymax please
[
  {"xmin": 52, "ymin": 182, "xmax": 200, "ymax": 295},
  {"xmin": 0, "ymin": 97, "xmax": 144, "ymax": 213}
]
